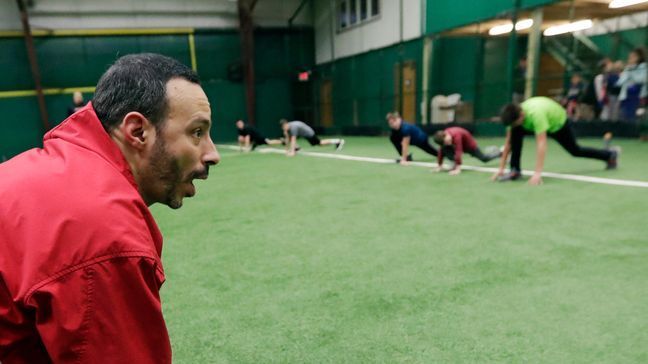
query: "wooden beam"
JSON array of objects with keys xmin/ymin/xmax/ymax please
[
  {"xmin": 15, "ymin": 0, "xmax": 49, "ymax": 132},
  {"xmin": 526, "ymin": 8, "xmax": 544, "ymax": 99},
  {"xmin": 507, "ymin": 0, "xmax": 521, "ymax": 102},
  {"xmin": 238, "ymin": 0, "xmax": 257, "ymax": 126}
]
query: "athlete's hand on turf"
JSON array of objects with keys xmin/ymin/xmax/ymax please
[
  {"xmin": 431, "ymin": 165, "xmax": 442, "ymax": 173},
  {"xmin": 286, "ymin": 151, "xmax": 295, "ymax": 157},
  {"xmin": 491, "ymin": 170, "xmax": 504, "ymax": 181},
  {"xmin": 400, "ymin": 159, "xmax": 409, "ymax": 166},
  {"xmin": 449, "ymin": 168, "xmax": 461, "ymax": 176},
  {"xmin": 528, "ymin": 174, "xmax": 543, "ymax": 186}
]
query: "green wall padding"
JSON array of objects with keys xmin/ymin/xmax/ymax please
[
  {"xmin": 474, "ymin": 122, "xmax": 506, "ymax": 136},
  {"xmin": 202, "ymin": 80, "xmax": 246, "ymax": 143},
  {"xmin": 315, "ymin": 38, "xmax": 424, "ymax": 129},
  {"xmin": 194, "ymin": 32, "xmax": 240, "ymax": 82},
  {"xmin": 36, "ymin": 35, "xmax": 192, "ymax": 88},
  {"xmin": 426, "ymin": 0, "xmax": 560, "ymax": 35},
  {"xmin": 435, "ymin": 37, "xmax": 482, "ymax": 103},
  {"xmin": 257, "ymin": 79, "xmax": 293, "ymax": 138},
  {"xmin": 478, "ymin": 37, "xmax": 511, "ymax": 120},
  {"xmin": 0, "ymin": 38, "xmax": 32, "ymax": 91},
  {"xmin": 590, "ymin": 28, "xmax": 648, "ymax": 62},
  {"xmin": 0, "ymin": 28, "xmax": 314, "ymax": 157},
  {"xmin": 0, "ymin": 98, "xmax": 44, "ymax": 160}
]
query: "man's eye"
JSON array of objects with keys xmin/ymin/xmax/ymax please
[{"xmin": 193, "ymin": 129, "xmax": 203, "ymax": 138}]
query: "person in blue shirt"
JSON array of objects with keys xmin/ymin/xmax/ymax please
[{"xmin": 386, "ymin": 112, "xmax": 438, "ymax": 165}]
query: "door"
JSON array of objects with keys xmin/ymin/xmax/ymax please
[
  {"xmin": 320, "ymin": 80, "xmax": 333, "ymax": 127},
  {"xmin": 394, "ymin": 61, "xmax": 417, "ymax": 121},
  {"xmin": 401, "ymin": 61, "xmax": 416, "ymax": 122},
  {"xmin": 536, "ymin": 53, "xmax": 564, "ymax": 98}
]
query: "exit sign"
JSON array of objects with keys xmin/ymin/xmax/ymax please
[{"xmin": 298, "ymin": 71, "xmax": 310, "ymax": 82}]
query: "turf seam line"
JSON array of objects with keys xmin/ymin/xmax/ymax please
[{"xmin": 217, "ymin": 144, "xmax": 648, "ymax": 188}]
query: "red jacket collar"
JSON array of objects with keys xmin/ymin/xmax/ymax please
[
  {"xmin": 44, "ymin": 102, "xmax": 138, "ymax": 190},
  {"xmin": 44, "ymin": 102, "xmax": 164, "ymax": 257}
]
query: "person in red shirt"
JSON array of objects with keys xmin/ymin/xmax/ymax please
[
  {"xmin": 0, "ymin": 53, "xmax": 220, "ymax": 363},
  {"xmin": 432, "ymin": 127, "xmax": 501, "ymax": 175}
]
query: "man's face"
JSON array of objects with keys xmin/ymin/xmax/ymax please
[
  {"xmin": 73, "ymin": 92, "xmax": 83, "ymax": 105},
  {"xmin": 236, "ymin": 120, "xmax": 244, "ymax": 129},
  {"xmin": 512, "ymin": 112, "xmax": 525, "ymax": 127},
  {"xmin": 444, "ymin": 134, "xmax": 453, "ymax": 146},
  {"xmin": 139, "ymin": 78, "xmax": 220, "ymax": 209},
  {"xmin": 282, "ymin": 123, "xmax": 289, "ymax": 132},
  {"xmin": 571, "ymin": 75, "xmax": 581, "ymax": 85},
  {"xmin": 387, "ymin": 117, "xmax": 401, "ymax": 130}
]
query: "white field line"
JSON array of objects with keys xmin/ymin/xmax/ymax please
[{"xmin": 217, "ymin": 144, "xmax": 648, "ymax": 188}]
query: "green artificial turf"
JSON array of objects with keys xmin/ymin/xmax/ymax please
[{"xmin": 152, "ymin": 136, "xmax": 648, "ymax": 363}]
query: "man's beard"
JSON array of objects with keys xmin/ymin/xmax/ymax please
[
  {"xmin": 146, "ymin": 137, "xmax": 184, "ymax": 209},
  {"xmin": 143, "ymin": 137, "xmax": 210, "ymax": 209}
]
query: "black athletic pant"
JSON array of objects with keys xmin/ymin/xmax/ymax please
[
  {"xmin": 390, "ymin": 131, "xmax": 438, "ymax": 157},
  {"xmin": 471, "ymin": 148, "xmax": 498, "ymax": 162},
  {"xmin": 441, "ymin": 146, "xmax": 499, "ymax": 164},
  {"xmin": 510, "ymin": 121, "xmax": 612, "ymax": 171},
  {"xmin": 251, "ymin": 136, "xmax": 268, "ymax": 150}
]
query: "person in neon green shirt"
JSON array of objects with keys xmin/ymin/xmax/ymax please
[{"xmin": 493, "ymin": 97, "xmax": 619, "ymax": 185}]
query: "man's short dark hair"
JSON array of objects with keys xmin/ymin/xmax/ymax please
[
  {"xmin": 93, "ymin": 53, "xmax": 199, "ymax": 132},
  {"xmin": 631, "ymin": 47, "xmax": 646, "ymax": 64},
  {"xmin": 433, "ymin": 130, "xmax": 446, "ymax": 145},
  {"xmin": 386, "ymin": 111, "xmax": 400, "ymax": 120},
  {"xmin": 500, "ymin": 103, "xmax": 521, "ymax": 126}
]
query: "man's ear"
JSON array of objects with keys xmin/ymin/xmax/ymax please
[{"xmin": 119, "ymin": 112, "xmax": 155, "ymax": 150}]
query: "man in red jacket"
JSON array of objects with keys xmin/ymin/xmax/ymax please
[
  {"xmin": 0, "ymin": 53, "xmax": 220, "ymax": 363},
  {"xmin": 432, "ymin": 127, "xmax": 501, "ymax": 175}
]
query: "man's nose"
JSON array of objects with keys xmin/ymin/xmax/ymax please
[{"xmin": 202, "ymin": 137, "xmax": 220, "ymax": 166}]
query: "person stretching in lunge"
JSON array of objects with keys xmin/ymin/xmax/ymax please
[
  {"xmin": 236, "ymin": 119, "xmax": 282, "ymax": 151},
  {"xmin": 432, "ymin": 126, "xmax": 501, "ymax": 175},
  {"xmin": 493, "ymin": 96, "xmax": 619, "ymax": 185},
  {"xmin": 280, "ymin": 119, "xmax": 344, "ymax": 157},
  {"xmin": 386, "ymin": 112, "xmax": 438, "ymax": 165}
]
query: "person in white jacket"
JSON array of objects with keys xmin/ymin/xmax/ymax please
[{"xmin": 616, "ymin": 48, "xmax": 647, "ymax": 122}]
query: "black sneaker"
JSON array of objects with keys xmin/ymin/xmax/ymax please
[
  {"xmin": 606, "ymin": 147, "xmax": 621, "ymax": 170},
  {"xmin": 497, "ymin": 170, "xmax": 522, "ymax": 182}
]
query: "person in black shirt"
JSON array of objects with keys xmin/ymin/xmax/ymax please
[
  {"xmin": 67, "ymin": 91, "xmax": 86, "ymax": 116},
  {"xmin": 236, "ymin": 120, "xmax": 282, "ymax": 151}
]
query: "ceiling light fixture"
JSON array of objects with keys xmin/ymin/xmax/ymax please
[
  {"xmin": 609, "ymin": 0, "xmax": 648, "ymax": 9},
  {"xmin": 543, "ymin": 19, "xmax": 593, "ymax": 36},
  {"xmin": 488, "ymin": 19, "xmax": 534, "ymax": 36}
]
